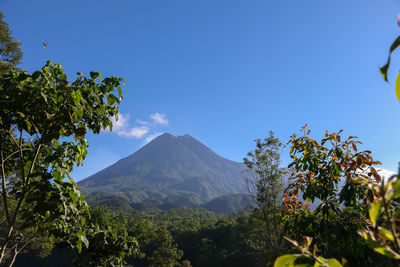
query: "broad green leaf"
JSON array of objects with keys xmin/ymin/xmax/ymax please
[
  {"xmin": 313, "ymin": 257, "xmax": 325, "ymax": 267},
  {"xmin": 369, "ymin": 202, "xmax": 381, "ymax": 227},
  {"xmin": 325, "ymin": 258, "xmax": 342, "ymax": 267},
  {"xmin": 393, "ymin": 179, "xmax": 400, "ymax": 198},
  {"xmin": 274, "ymin": 254, "xmax": 300, "ymax": 267},
  {"xmin": 373, "ymin": 246, "xmax": 400, "ymax": 259},
  {"xmin": 378, "ymin": 227, "xmax": 395, "ymax": 242},
  {"xmin": 395, "ymin": 72, "xmax": 400, "ymax": 103},
  {"xmin": 313, "ymin": 257, "xmax": 342, "ymax": 267}
]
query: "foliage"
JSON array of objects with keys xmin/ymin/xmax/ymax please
[
  {"xmin": 125, "ymin": 216, "xmax": 191, "ymax": 267},
  {"xmin": 243, "ymin": 131, "xmax": 285, "ymax": 250},
  {"xmin": 379, "ymin": 17, "xmax": 400, "ymax": 102},
  {"xmin": 68, "ymin": 207, "xmax": 140, "ymax": 266},
  {"xmin": 274, "ymin": 236, "xmax": 344, "ymax": 267},
  {"xmin": 281, "ymin": 126, "xmax": 384, "ymax": 265},
  {"xmin": 0, "ymin": 61, "xmax": 123, "ymax": 265},
  {"xmin": 0, "ymin": 12, "xmax": 22, "ymax": 73},
  {"xmin": 356, "ymin": 168, "xmax": 400, "ymax": 261},
  {"xmin": 146, "ymin": 228, "xmax": 187, "ymax": 267}
]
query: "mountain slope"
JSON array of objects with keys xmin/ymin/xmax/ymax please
[
  {"xmin": 78, "ymin": 133, "xmax": 247, "ymax": 203},
  {"xmin": 201, "ymin": 193, "xmax": 253, "ymax": 213}
]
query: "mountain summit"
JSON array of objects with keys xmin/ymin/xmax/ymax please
[{"xmin": 78, "ymin": 133, "xmax": 247, "ymax": 203}]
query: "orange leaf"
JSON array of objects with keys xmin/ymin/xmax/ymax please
[{"xmin": 352, "ymin": 143, "xmax": 357, "ymax": 152}]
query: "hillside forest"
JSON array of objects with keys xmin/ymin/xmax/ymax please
[{"xmin": 2, "ymin": 8, "xmax": 400, "ymax": 267}]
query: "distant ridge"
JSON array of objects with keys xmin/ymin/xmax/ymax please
[{"xmin": 78, "ymin": 133, "xmax": 247, "ymax": 204}]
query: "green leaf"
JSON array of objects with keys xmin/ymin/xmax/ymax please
[
  {"xmin": 395, "ymin": 72, "xmax": 400, "ymax": 103},
  {"xmin": 80, "ymin": 215, "xmax": 86, "ymax": 226},
  {"xmin": 325, "ymin": 258, "xmax": 343, "ymax": 267},
  {"xmin": 393, "ymin": 179, "xmax": 400, "ymax": 198},
  {"xmin": 373, "ymin": 246, "xmax": 400, "ymax": 259},
  {"xmin": 76, "ymin": 240, "xmax": 82, "ymax": 254},
  {"xmin": 117, "ymin": 86, "xmax": 123, "ymax": 100},
  {"xmin": 378, "ymin": 227, "xmax": 395, "ymax": 242},
  {"xmin": 274, "ymin": 254, "xmax": 300, "ymax": 267},
  {"xmin": 314, "ymin": 257, "xmax": 342, "ymax": 267},
  {"xmin": 49, "ymin": 234, "xmax": 56, "ymax": 244},
  {"xmin": 369, "ymin": 202, "xmax": 381, "ymax": 227},
  {"xmin": 380, "ymin": 35, "xmax": 400, "ymax": 81}
]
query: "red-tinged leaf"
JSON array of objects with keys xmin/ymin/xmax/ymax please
[{"xmin": 352, "ymin": 143, "xmax": 357, "ymax": 152}]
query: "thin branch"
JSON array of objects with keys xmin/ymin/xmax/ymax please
[
  {"xmin": 9, "ymin": 131, "xmax": 26, "ymax": 185},
  {"xmin": 10, "ymin": 143, "xmax": 42, "ymax": 227},
  {"xmin": 4, "ymin": 232, "xmax": 36, "ymax": 264},
  {"xmin": 0, "ymin": 226, "xmax": 13, "ymax": 264},
  {"xmin": 0, "ymin": 150, "xmax": 11, "ymax": 227},
  {"xmin": 2, "ymin": 149, "xmax": 33, "ymax": 163},
  {"xmin": 8, "ymin": 242, "xmax": 18, "ymax": 267}
]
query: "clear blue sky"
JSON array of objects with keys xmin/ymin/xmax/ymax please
[{"xmin": 2, "ymin": 0, "xmax": 400, "ymax": 181}]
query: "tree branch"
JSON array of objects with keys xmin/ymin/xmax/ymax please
[
  {"xmin": 0, "ymin": 150, "xmax": 11, "ymax": 227},
  {"xmin": 10, "ymin": 143, "xmax": 42, "ymax": 227}
]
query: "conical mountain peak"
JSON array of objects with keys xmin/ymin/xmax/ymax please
[{"xmin": 78, "ymin": 133, "xmax": 246, "ymax": 202}]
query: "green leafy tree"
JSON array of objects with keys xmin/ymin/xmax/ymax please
[
  {"xmin": 69, "ymin": 207, "xmax": 140, "ymax": 266},
  {"xmin": 243, "ymin": 131, "xmax": 285, "ymax": 251},
  {"xmin": 356, "ymin": 168, "xmax": 400, "ymax": 261},
  {"xmin": 0, "ymin": 61, "xmax": 123, "ymax": 265},
  {"xmin": 281, "ymin": 126, "xmax": 384, "ymax": 265},
  {"xmin": 147, "ymin": 228, "xmax": 187, "ymax": 267},
  {"xmin": 0, "ymin": 12, "xmax": 22, "ymax": 73}
]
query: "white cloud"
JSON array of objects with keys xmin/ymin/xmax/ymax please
[
  {"xmin": 150, "ymin": 112, "xmax": 168, "ymax": 125},
  {"xmin": 136, "ymin": 119, "xmax": 150, "ymax": 125},
  {"xmin": 110, "ymin": 113, "xmax": 168, "ymax": 139},
  {"xmin": 377, "ymin": 168, "xmax": 396, "ymax": 179},
  {"xmin": 111, "ymin": 113, "xmax": 130, "ymax": 131},
  {"xmin": 118, "ymin": 126, "xmax": 150, "ymax": 138},
  {"xmin": 356, "ymin": 167, "xmax": 396, "ymax": 181}
]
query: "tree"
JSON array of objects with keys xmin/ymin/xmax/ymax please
[
  {"xmin": 0, "ymin": 12, "xmax": 22, "ymax": 73},
  {"xmin": 147, "ymin": 228, "xmax": 187, "ymax": 267},
  {"xmin": 280, "ymin": 126, "xmax": 386, "ymax": 265},
  {"xmin": 0, "ymin": 61, "xmax": 124, "ymax": 265},
  {"xmin": 243, "ymin": 131, "xmax": 285, "ymax": 251},
  {"xmin": 69, "ymin": 207, "xmax": 140, "ymax": 266}
]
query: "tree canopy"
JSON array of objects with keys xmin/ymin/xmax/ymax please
[{"xmin": 0, "ymin": 12, "xmax": 22, "ymax": 73}]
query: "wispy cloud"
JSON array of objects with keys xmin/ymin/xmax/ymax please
[
  {"xmin": 150, "ymin": 112, "xmax": 169, "ymax": 125},
  {"xmin": 110, "ymin": 112, "xmax": 168, "ymax": 139},
  {"xmin": 136, "ymin": 119, "xmax": 150, "ymax": 125}
]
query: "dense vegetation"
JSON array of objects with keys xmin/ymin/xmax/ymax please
[{"xmin": 2, "ymin": 10, "xmax": 400, "ymax": 267}]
